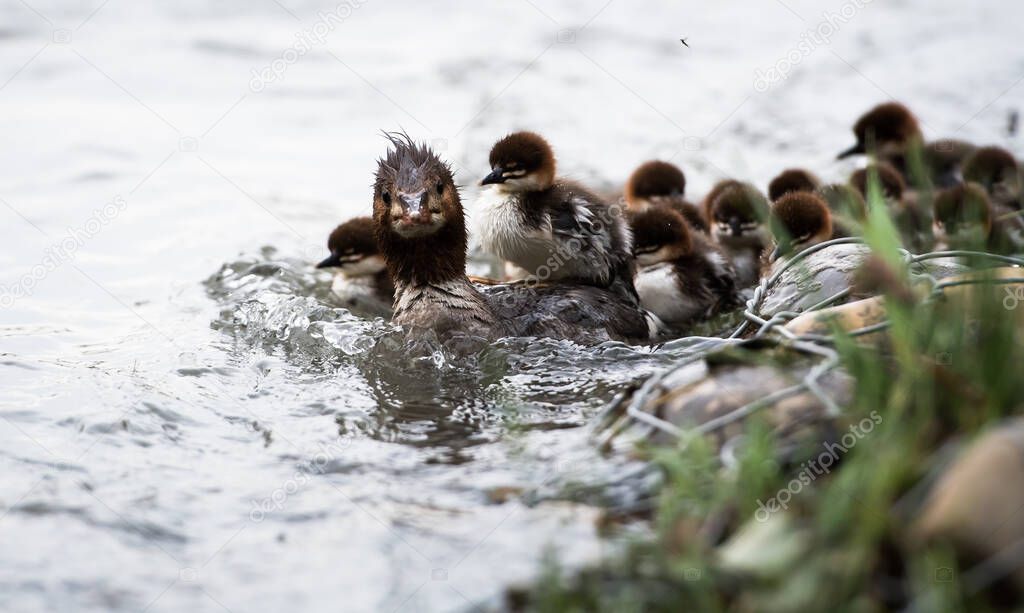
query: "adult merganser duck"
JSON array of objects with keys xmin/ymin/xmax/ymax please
[
  {"xmin": 474, "ymin": 131, "xmax": 637, "ymax": 300},
  {"xmin": 316, "ymin": 217, "xmax": 394, "ymax": 315},
  {"xmin": 373, "ymin": 132, "xmax": 654, "ymax": 345}
]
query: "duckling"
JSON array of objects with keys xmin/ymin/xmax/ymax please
[
  {"xmin": 760, "ymin": 191, "xmax": 871, "ymax": 317},
  {"xmin": 475, "ymin": 131, "xmax": 636, "ymax": 300},
  {"xmin": 373, "ymin": 132, "xmax": 653, "ymax": 345},
  {"xmin": 629, "ymin": 207, "xmax": 740, "ymax": 328},
  {"xmin": 624, "ymin": 160, "xmax": 708, "ymax": 233},
  {"xmin": 961, "ymin": 146, "xmax": 1022, "ymax": 211},
  {"xmin": 816, "ymin": 183, "xmax": 867, "ymax": 238},
  {"xmin": 766, "ymin": 192, "xmax": 835, "ymax": 264},
  {"xmin": 850, "ymin": 163, "xmax": 932, "ymax": 251},
  {"xmin": 768, "ymin": 168, "xmax": 820, "ymax": 202},
  {"xmin": 838, "ymin": 102, "xmax": 973, "ymax": 188},
  {"xmin": 933, "ymin": 182, "xmax": 1024, "ymax": 254},
  {"xmin": 316, "ymin": 217, "xmax": 394, "ymax": 315},
  {"xmin": 705, "ymin": 182, "xmax": 771, "ymax": 287}
]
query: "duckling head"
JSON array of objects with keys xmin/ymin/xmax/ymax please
[
  {"xmin": 481, "ymin": 131, "xmax": 556, "ymax": 192},
  {"xmin": 625, "ymin": 160, "xmax": 687, "ymax": 209},
  {"xmin": 961, "ymin": 146, "xmax": 1021, "ymax": 208},
  {"xmin": 768, "ymin": 168, "xmax": 820, "ymax": 202},
  {"xmin": 933, "ymin": 182, "xmax": 993, "ymax": 249},
  {"xmin": 849, "ymin": 162, "xmax": 906, "ymax": 203},
  {"xmin": 709, "ymin": 182, "xmax": 770, "ymax": 245},
  {"xmin": 316, "ymin": 216, "xmax": 385, "ymax": 277},
  {"xmin": 838, "ymin": 101, "xmax": 922, "ymax": 160},
  {"xmin": 629, "ymin": 207, "xmax": 692, "ymax": 267},
  {"xmin": 768, "ymin": 192, "xmax": 834, "ymax": 261}
]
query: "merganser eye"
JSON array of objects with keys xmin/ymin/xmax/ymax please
[{"xmin": 382, "ymin": 192, "xmax": 391, "ymax": 205}]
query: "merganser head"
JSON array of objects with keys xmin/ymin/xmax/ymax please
[
  {"xmin": 961, "ymin": 146, "xmax": 1021, "ymax": 208},
  {"xmin": 480, "ymin": 131, "xmax": 556, "ymax": 192},
  {"xmin": 768, "ymin": 192, "xmax": 833, "ymax": 261},
  {"xmin": 838, "ymin": 102, "xmax": 922, "ymax": 160},
  {"xmin": 708, "ymin": 182, "xmax": 770, "ymax": 243},
  {"xmin": 373, "ymin": 132, "xmax": 467, "ymax": 284},
  {"xmin": 816, "ymin": 183, "xmax": 867, "ymax": 221},
  {"xmin": 624, "ymin": 160, "xmax": 687, "ymax": 210},
  {"xmin": 849, "ymin": 162, "xmax": 906, "ymax": 202},
  {"xmin": 316, "ymin": 216, "xmax": 386, "ymax": 277},
  {"xmin": 628, "ymin": 207, "xmax": 691, "ymax": 267},
  {"xmin": 768, "ymin": 168, "xmax": 820, "ymax": 202},
  {"xmin": 933, "ymin": 182, "xmax": 993, "ymax": 249}
]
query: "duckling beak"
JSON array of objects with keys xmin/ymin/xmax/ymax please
[
  {"xmin": 837, "ymin": 143, "xmax": 865, "ymax": 160},
  {"xmin": 729, "ymin": 218, "xmax": 744, "ymax": 237},
  {"xmin": 316, "ymin": 252, "xmax": 342, "ymax": 269},
  {"xmin": 769, "ymin": 244, "xmax": 782, "ymax": 261},
  {"xmin": 481, "ymin": 167, "xmax": 506, "ymax": 186}
]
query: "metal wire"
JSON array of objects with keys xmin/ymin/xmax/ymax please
[{"xmin": 603, "ymin": 238, "xmax": 1024, "ymax": 447}]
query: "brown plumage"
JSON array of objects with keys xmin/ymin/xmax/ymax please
[
  {"xmin": 768, "ymin": 168, "xmax": 820, "ymax": 202},
  {"xmin": 317, "ymin": 216, "xmax": 394, "ymax": 312},
  {"xmin": 838, "ymin": 102, "xmax": 923, "ymax": 160},
  {"xmin": 816, "ymin": 183, "xmax": 867, "ymax": 239},
  {"xmin": 706, "ymin": 182, "xmax": 770, "ymax": 287},
  {"xmin": 629, "ymin": 207, "xmax": 739, "ymax": 327},
  {"xmin": 768, "ymin": 192, "xmax": 834, "ymax": 262},
  {"xmin": 849, "ymin": 163, "xmax": 906, "ymax": 201},
  {"xmin": 485, "ymin": 130, "xmax": 556, "ymax": 189},
  {"xmin": 326, "ymin": 217, "xmax": 378, "ymax": 258},
  {"xmin": 932, "ymin": 183, "xmax": 994, "ymax": 251},
  {"xmin": 624, "ymin": 160, "xmax": 707, "ymax": 233},
  {"xmin": 962, "ymin": 146, "xmax": 1022, "ymax": 211}
]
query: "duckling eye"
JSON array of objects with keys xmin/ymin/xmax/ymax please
[
  {"xmin": 435, "ymin": 181, "xmax": 444, "ymax": 195},
  {"xmin": 382, "ymin": 192, "xmax": 391, "ymax": 205}
]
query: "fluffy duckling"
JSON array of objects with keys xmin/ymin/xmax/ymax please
[
  {"xmin": 317, "ymin": 217, "xmax": 394, "ymax": 315},
  {"xmin": 759, "ymin": 192, "xmax": 871, "ymax": 318},
  {"xmin": 373, "ymin": 132, "xmax": 652, "ymax": 345},
  {"xmin": 624, "ymin": 160, "xmax": 708, "ymax": 233},
  {"xmin": 768, "ymin": 168, "xmax": 821, "ymax": 202},
  {"xmin": 933, "ymin": 182, "xmax": 1024, "ymax": 254},
  {"xmin": 766, "ymin": 192, "xmax": 834, "ymax": 264},
  {"xmin": 629, "ymin": 207, "xmax": 739, "ymax": 327},
  {"xmin": 704, "ymin": 181, "xmax": 771, "ymax": 287},
  {"xmin": 850, "ymin": 163, "xmax": 932, "ymax": 251},
  {"xmin": 961, "ymin": 146, "xmax": 1022, "ymax": 211},
  {"xmin": 838, "ymin": 102, "xmax": 973, "ymax": 188},
  {"xmin": 475, "ymin": 131, "xmax": 636, "ymax": 300}
]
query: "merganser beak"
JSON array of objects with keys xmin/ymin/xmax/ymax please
[
  {"xmin": 837, "ymin": 143, "xmax": 865, "ymax": 160},
  {"xmin": 316, "ymin": 252, "xmax": 342, "ymax": 269},
  {"xmin": 481, "ymin": 167, "xmax": 506, "ymax": 186},
  {"xmin": 729, "ymin": 217, "xmax": 744, "ymax": 237},
  {"xmin": 398, "ymin": 190, "xmax": 428, "ymax": 221},
  {"xmin": 769, "ymin": 244, "xmax": 782, "ymax": 261}
]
